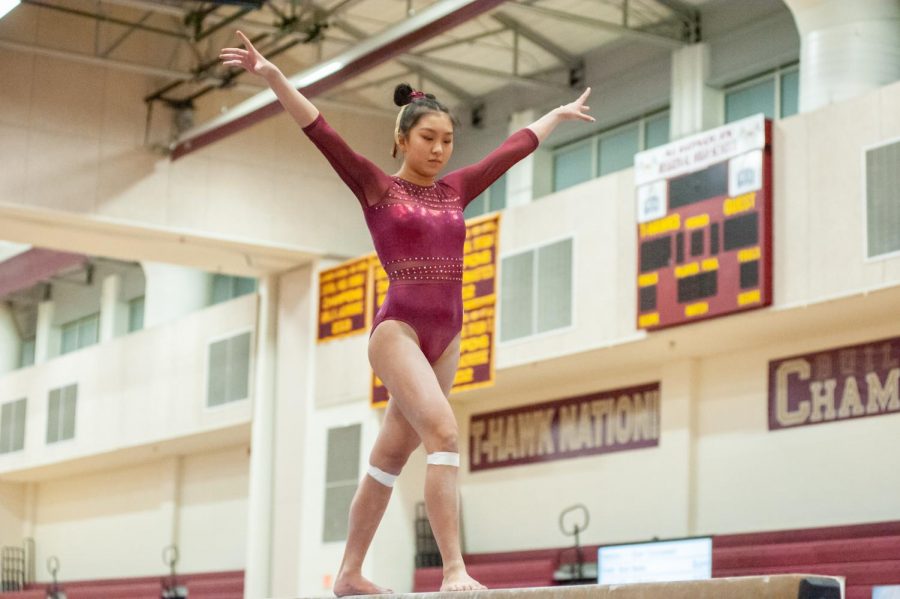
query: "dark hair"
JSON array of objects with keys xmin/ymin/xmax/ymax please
[{"xmin": 392, "ymin": 83, "xmax": 456, "ymax": 157}]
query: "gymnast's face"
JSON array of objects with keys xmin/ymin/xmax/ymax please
[{"xmin": 398, "ymin": 112, "xmax": 454, "ymax": 178}]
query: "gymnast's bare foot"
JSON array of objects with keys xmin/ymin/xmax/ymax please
[
  {"xmin": 440, "ymin": 566, "xmax": 487, "ymax": 592},
  {"xmin": 333, "ymin": 571, "xmax": 392, "ymax": 596}
]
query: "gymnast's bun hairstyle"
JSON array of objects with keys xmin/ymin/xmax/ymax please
[{"xmin": 392, "ymin": 82, "xmax": 457, "ymax": 158}]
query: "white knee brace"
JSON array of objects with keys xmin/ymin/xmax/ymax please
[
  {"xmin": 367, "ymin": 464, "xmax": 399, "ymax": 487},
  {"xmin": 426, "ymin": 452, "xmax": 460, "ymax": 467}
]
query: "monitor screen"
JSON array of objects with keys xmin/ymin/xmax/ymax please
[{"xmin": 598, "ymin": 537, "xmax": 712, "ymax": 584}]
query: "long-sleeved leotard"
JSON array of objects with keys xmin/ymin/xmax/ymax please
[{"xmin": 303, "ymin": 113, "xmax": 539, "ymax": 363}]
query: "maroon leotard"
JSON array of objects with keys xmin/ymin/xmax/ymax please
[{"xmin": 303, "ymin": 113, "xmax": 539, "ymax": 363}]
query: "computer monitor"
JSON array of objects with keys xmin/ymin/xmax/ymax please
[{"xmin": 597, "ymin": 536, "xmax": 713, "ymax": 584}]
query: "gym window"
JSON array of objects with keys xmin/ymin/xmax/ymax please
[
  {"xmin": 323, "ymin": 424, "xmax": 361, "ymax": 542},
  {"xmin": 47, "ymin": 384, "xmax": 77, "ymax": 444},
  {"xmin": 0, "ymin": 398, "xmax": 26, "ymax": 454},
  {"xmin": 865, "ymin": 138, "xmax": 900, "ymax": 259},
  {"xmin": 210, "ymin": 275, "xmax": 257, "ymax": 306},
  {"xmin": 128, "ymin": 296, "xmax": 144, "ymax": 333},
  {"xmin": 500, "ymin": 238, "xmax": 574, "ymax": 342},
  {"xmin": 724, "ymin": 64, "xmax": 799, "ymax": 123},
  {"xmin": 60, "ymin": 313, "xmax": 99, "ymax": 355},
  {"xmin": 19, "ymin": 338, "xmax": 35, "ymax": 368},
  {"xmin": 464, "ymin": 174, "xmax": 507, "ymax": 219},
  {"xmin": 206, "ymin": 331, "xmax": 252, "ymax": 407},
  {"xmin": 552, "ymin": 111, "xmax": 669, "ymax": 193}
]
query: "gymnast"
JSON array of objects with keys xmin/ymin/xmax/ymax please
[{"xmin": 220, "ymin": 30, "xmax": 594, "ymax": 595}]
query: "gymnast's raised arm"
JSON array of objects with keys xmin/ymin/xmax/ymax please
[
  {"xmin": 220, "ymin": 30, "xmax": 318, "ymax": 127},
  {"xmin": 443, "ymin": 87, "xmax": 595, "ymax": 207},
  {"xmin": 527, "ymin": 87, "xmax": 595, "ymax": 142},
  {"xmin": 219, "ymin": 31, "xmax": 390, "ymax": 207}
]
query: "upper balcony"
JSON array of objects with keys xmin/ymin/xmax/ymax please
[{"xmin": 0, "ymin": 293, "xmax": 256, "ymax": 479}]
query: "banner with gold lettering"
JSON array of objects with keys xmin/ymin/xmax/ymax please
[
  {"xmin": 370, "ymin": 257, "xmax": 390, "ymax": 407},
  {"xmin": 456, "ymin": 214, "xmax": 500, "ymax": 392},
  {"xmin": 768, "ymin": 336, "xmax": 900, "ymax": 430},
  {"xmin": 469, "ymin": 382, "xmax": 660, "ymax": 471},
  {"xmin": 370, "ymin": 214, "xmax": 501, "ymax": 408},
  {"xmin": 317, "ymin": 257, "xmax": 371, "ymax": 342}
]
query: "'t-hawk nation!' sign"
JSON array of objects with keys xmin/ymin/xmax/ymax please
[
  {"xmin": 768, "ymin": 336, "xmax": 900, "ymax": 430},
  {"xmin": 469, "ymin": 382, "xmax": 660, "ymax": 471}
]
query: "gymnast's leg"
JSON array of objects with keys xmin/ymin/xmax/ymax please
[
  {"xmin": 333, "ymin": 379, "xmax": 421, "ymax": 596},
  {"xmin": 424, "ymin": 331, "xmax": 484, "ymax": 592},
  {"xmin": 368, "ymin": 321, "xmax": 484, "ymax": 592}
]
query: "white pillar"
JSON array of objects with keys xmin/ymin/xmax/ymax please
[
  {"xmin": 99, "ymin": 273, "xmax": 128, "ymax": 342},
  {"xmin": 0, "ymin": 302, "xmax": 20, "ymax": 373},
  {"xmin": 660, "ymin": 358, "xmax": 700, "ymax": 536},
  {"xmin": 34, "ymin": 300, "xmax": 57, "ymax": 363},
  {"xmin": 785, "ymin": 0, "xmax": 900, "ymax": 113},
  {"xmin": 141, "ymin": 262, "xmax": 211, "ymax": 328},
  {"xmin": 270, "ymin": 265, "xmax": 316, "ymax": 598},
  {"xmin": 670, "ymin": 43, "xmax": 723, "ymax": 139},
  {"xmin": 244, "ymin": 275, "xmax": 278, "ymax": 599},
  {"xmin": 507, "ymin": 109, "xmax": 538, "ymax": 208}
]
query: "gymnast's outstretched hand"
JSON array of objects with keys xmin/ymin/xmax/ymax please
[
  {"xmin": 218, "ymin": 30, "xmax": 319, "ymax": 128},
  {"xmin": 556, "ymin": 87, "xmax": 595, "ymax": 123},
  {"xmin": 219, "ymin": 30, "xmax": 278, "ymax": 79},
  {"xmin": 527, "ymin": 87, "xmax": 596, "ymax": 142}
]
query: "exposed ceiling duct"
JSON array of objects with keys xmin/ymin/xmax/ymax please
[{"xmin": 170, "ymin": 0, "xmax": 507, "ymax": 160}]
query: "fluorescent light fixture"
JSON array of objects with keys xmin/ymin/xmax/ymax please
[{"xmin": 0, "ymin": 0, "xmax": 20, "ymax": 20}]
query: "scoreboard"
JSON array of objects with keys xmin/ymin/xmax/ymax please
[{"xmin": 633, "ymin": 114, "xmax": 772, "ymax": 330}]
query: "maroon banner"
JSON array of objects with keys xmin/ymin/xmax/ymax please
[
  {"xmin": 317, "ymin": 257, "xmax": 370, "ymax": 342},
  {"xmin": 469, "ymin": 382, "xmax": 660, "ymax": 471},
  {"xmin": 455, "ymin": 214, "xmax": 500, "ymax": 393},
  {"xmin": 769, "ymin": 336, "xmax": 900, "ymax": 430},
  {"xmin": 370, "ymin": 257, "xmax": 390, "ymax": 408}
]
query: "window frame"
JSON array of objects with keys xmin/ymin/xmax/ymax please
[
  {"xmin": 46, "ymin": 384, "xmax": 77, "ymax": 445},
  {"xmin": 128, "ymin": 295, "xmax": 145, "ymax": 333},
  {"xmin": 464, "ymin": 173, "xmax": 508, "ymax": 219},
  {"xmin": 0, "ymin": 397, "xmax": 27, "ymax": 454},
  {"xmin": 204, "ymin": 328, "xmax": 255, "ymax": 409},
  {"xmin": 59, "ymin": 313, "xmax": 100, "ymax": 355},
  {"xmin": 551, "ymin": 109, "xmax": 670, "ymax": 192},
  {"xmin": 19, "ymin": 337, "xmax": 36, "ymax": 369},
  {"xmin": 723, "ymin": 62, "xmax": 800, "ymax": 123},
  {"xmin": 210, "ymin": 274, "xmax": 258, "ymax": 306},
  {"xmin": 552, "ymin": 137, "xmax": 596, "ymax": 193},
  {"xmin": 322, "ymin": 423, "xmax": 362, "ymax": 543},
  {"xmin": 498, "ymin": 235, "xmax": 577, "ymax": 345},
  {"xmin": 862, "ymin": 134, "xmax": 900, "ymax": 263}
]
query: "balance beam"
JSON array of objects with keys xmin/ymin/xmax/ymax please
[{"xmin": 316, "ymin": 575, "xmax": 843, "ymax": 599}]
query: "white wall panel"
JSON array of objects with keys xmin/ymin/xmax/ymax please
[
  {"xmin": 0, "ymin": 294, "xmax": 256, "ymax": 476},
  {"xmin": 178, "ymin": 446, "xmax": 249, "ymax": 573}
]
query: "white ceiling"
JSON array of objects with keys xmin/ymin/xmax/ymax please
[{"xmin": 3, "ymin": 0, "xmax": 705, "ymax": 119}]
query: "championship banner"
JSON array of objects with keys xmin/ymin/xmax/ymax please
[
  {"xmin": 371, "ymin": 257, "xmax": 390, "ymax": 408},
  {"xmin": 469, "ymin": 382, "xmax": 660, "ymax": 471},
  {"xmin": 370, "ymin": 214, "xmax": 501, "ymax": 408},
  {"xmin": 456, "ymin": 214, "xmax": 500, "ymax": 392},
  {"xmin": 769, "ymin": 336, "xmax": 900, "ymax": 431},
  {"xmin": 317, "ymin": 256, "xmax": 371, "ymax": 342}
]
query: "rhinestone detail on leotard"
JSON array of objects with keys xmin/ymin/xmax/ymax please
[{"xmin": 387, "ymin": 263, "xmax": 463, "ymax": 282}]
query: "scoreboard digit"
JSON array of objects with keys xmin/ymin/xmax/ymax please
[{"xmin": 633, "ymin": 114, "xmax": 772, "ymax": 330}]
